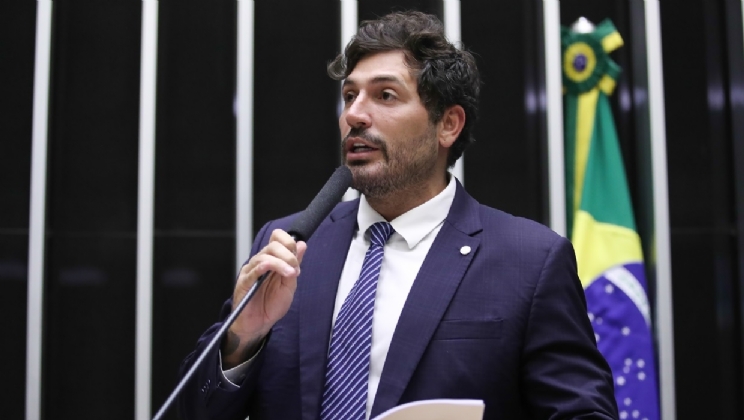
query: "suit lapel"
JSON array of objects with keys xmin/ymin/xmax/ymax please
[
  {"xmin": 298, "ymin": 201, "xmax": 358, "ymax": 420},
  {"xmin": 371, "ymin": 182, "xmax": 483, "ymax": 417}
]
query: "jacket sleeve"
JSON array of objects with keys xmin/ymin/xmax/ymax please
[
  {"xmin": 176, "ymin": 221, "xmax": 274, "ymax": 420},
  {"xmin": 521, "ymin": 236, "xmax": 619, "ymax": 420}
]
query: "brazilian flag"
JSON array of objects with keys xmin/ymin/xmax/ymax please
[{"xmin": 562, "ymin": 20, "xmax": 660, "ymax": 420}]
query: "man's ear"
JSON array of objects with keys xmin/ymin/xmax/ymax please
[{"xmin": 438, "ymin": 105, "xmax": 466, "ymax": 148}]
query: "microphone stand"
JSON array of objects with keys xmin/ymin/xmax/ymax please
[{"xmin": 151, "ymin": 269, "xmax": 272, "ymax": 420}]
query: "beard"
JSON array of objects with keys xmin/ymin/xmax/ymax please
[{"xmin": 341, "ymin": 125, "xmax": 439, "ymax": 199}]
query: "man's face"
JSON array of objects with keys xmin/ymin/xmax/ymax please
[{"xmin": 340, "ymin": 50, "xmax": 440, "ymax": 199}]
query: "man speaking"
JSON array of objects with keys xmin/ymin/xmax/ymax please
[{"xmin": 177, "ymin": 11, "xmax": 618, "ymax": 420}]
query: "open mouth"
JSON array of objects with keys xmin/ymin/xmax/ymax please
[
  {"xmin": 350, "ymin": 142, "xmax": 378, "ymax": 153},
  {"xmin": 344, "ymin": 136, "xmax": 380, "ymax": 155}
]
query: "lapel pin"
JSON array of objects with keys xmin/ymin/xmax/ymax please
[{"xmin": 460, "ymin": 245, "xmax": 471, "ymax": 255}]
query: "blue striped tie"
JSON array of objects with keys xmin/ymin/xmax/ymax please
[{"xmin": 320, "ymin": 221, "xmax": 395, "ymax": 420}]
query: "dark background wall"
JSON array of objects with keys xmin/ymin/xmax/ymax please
[
  {"xmin": 151, "ymin": 0, "xmax": 238, "ymax": 415},
  {"xmin": 0, "ymin": 1, "xmax": 36, "ymax": 419},
  {"xmin": 1, "ymin": 0, "xmax": 743, "ymax": 419},
  {"xmin": 43, "ymin": 2, "xmax": 141, "ymax": 418},
  {"xmin": 659, "ymin": 0, "xmax": 744, "ymax": 418}
]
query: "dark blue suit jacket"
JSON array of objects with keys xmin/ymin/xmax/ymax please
[{"xmin": 179, "ymin": 182, "xmax": 618, "ymax": 420}]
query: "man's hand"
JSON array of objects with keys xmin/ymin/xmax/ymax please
[{"xmin": 221, "ymin": 229, "xmax": 307, "ymax": 369}]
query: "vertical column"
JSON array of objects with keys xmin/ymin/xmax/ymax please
[
  {"xmin": 235, "ymin": 0, "xmax": 255, "ymax": 270},
  {"xmin": 341, "ymin": 0, "xmax": 360, "ymax": 202},
  {"xmin": 236, "ymin": 0, "xmax": 255, "ymax": 269},
  {"xmin": 644, "ymin": 2, "xmax": 675, "ymax": 420},
  {"xmin": 26, "ymin": 3, "xmax": 53, "ymax": 419},
  {"xmin": 341, "ymin": 0, "xmax": 358, "ymax": 46},
  {"xmin": 542, "ymin": 0, "xmax": 566, "ymax": 236},
  {"xmin": 443, "ymin": 0, "xmax": 465, "ymax": 183},
  {"xmin": 136, "ymin": 1, "xmax": 158, "ymax": 419}
]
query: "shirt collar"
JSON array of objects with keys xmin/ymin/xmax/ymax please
[{"xmin": 357, "ymin": 175, "xmax": 457, "ymax": 249}]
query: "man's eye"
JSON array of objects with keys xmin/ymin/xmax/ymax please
[
  {"xmin": 381, "ymin": 91, "xmax": 396, "ymax": 101},
  {"xmin": 343, "ymin": 92, "xmax": 356, "ymax": 103}
]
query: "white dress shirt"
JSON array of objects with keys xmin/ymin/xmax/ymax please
[
  {"xmin": 336, "ymin": 176, "xmax": 455, "ymax": 419},
  {"xmin": 223, "ymin": 176, "xmax": 456, "ymax": 420}
]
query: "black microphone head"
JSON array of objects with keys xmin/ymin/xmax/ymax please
[{"xmin": 288, "ymin": 166, "xmax": 353, "ymax": 241}]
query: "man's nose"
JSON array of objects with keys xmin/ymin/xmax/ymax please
[{"xmin": 345, "ymin": 95, "xmax": 372, "ymax": 129}]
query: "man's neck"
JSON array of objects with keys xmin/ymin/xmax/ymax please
[{"xmin": 366, "ymin": 173, "xmax": 450, "ymax": 221}]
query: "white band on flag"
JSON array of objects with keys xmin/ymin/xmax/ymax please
[{"xmin": 604, "ymin": 266, "xmax": 652, "ymax": 326}]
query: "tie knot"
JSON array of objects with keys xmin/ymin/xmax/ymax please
[{"xmin": 367, "ymin": 222, "xmax": 394, "ymax": 247}]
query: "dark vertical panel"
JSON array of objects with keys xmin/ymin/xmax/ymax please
[
  {"xmin": 44, "ymin": 236, "xmax": 137, "ymax": 419},
  {"xmin": 666, "ymin": 230, "xmax": 738, "ymax": 418},
  {"xmin": 253, "ymin": 2, "xmax": 340, "ymax": 232},
  {"xmin": 0, "ymin": 2, "xmax": 35, "ymax": 228},
  {"xmin": 152, "ymin": 1, "xmax": 237, "ymax": 416},
  {"xmin": 724, "ymin": 0, "xmax": 744, "ymax": 404},
  {"xmin": 359, "ymin": 0, "xmax": 442, "ymax": 20},
  {"xmin": 152, "ymin": 236, "xmax": 235, "ymax": 418},
  {"xmin": 461, "ymin": 1, "xmax": 544, "ymax": 221},
  {"xmin": 660, "ymin": 0, "xmax": 742, "ymax": 418},
  {"xmin": 0, "ymin": 235, "xmax": 30, "ymax": 419},
  {"xmin": 531, "ymin": 0, "xmax": 550, "ymax": 224},
  {"xmin": 44, "ymin": 1, "xmax": 141, "ymax": 419},
  {"xmin": 47, "ymin": 4, "xmax": 141, "ymax": 234},
  {"xmin": 700, "ymin": 2, "xmax": 743, "ymax": 415},
  {"xmin": 154, "ymin": 1, "xmax": 236, "ymax": 232},
  {"xmin": 0, "ymin": 0, "xmax": 36, "ymax": 417}
]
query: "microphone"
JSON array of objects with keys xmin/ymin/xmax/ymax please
[
  {"xmin": 152, "ymin": 165, "xmax": 353, "ymax": 420},
  {"xmin": 289, "ymin": 165, "xmax": 353, "ymax": 241}
]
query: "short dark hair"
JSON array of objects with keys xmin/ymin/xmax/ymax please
[{"xmin": 328, "ymin": 11, "xmax": 481, "ymax": 167}]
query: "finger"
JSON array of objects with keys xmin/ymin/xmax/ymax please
[
  {"xmin": 257, "ymin": 254, "xmax": 300, "ymax": 278},
  {"xmin": 268, "ymin": 229, "xmax": 298, "ymax": 255},
  {"xmin": 262, "ymin": 241, "xmax": 301, "ymax": 269},
  {"xmin": 236, "ymin": 254, "xmax": 296, "ymax": 291},
  {"xmin": 239, "ymin": 241, "xmax": 298, "ymax": 279}
]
